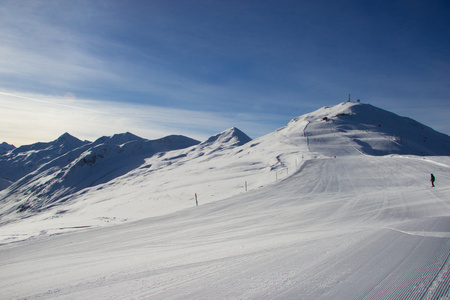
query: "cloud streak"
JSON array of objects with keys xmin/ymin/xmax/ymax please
[
  {"xmin": 0, "ymin": 90, "xmax": 280, "ymax": 146},
  {"xmin": 0, "ymin": 1, "xmax": 449, "ymax": 145}
]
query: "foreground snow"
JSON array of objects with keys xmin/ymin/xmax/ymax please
[
  {"xmin": 1, "ymin": 155, "xmax": 450, "ymax": 299},
  {"xmin": 1, "ymin": 102, "xmax": 450, "ymax": 299}
]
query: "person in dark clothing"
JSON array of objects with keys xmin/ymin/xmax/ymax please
[{"xmin": 431, "ymin": 173, "xmax": 435, "ymax": 187}]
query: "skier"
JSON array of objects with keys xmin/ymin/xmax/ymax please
[{"xmin": 430, "ymin": 173, "xmax": 435, "ymax": 187}]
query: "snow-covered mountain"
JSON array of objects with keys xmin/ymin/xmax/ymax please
[
  {"xmin": 0, "ymin": 101, "xmax": 448, "ymax": 227},
  {"xmin": 1, "ymin": 101, "xmax": 450, "ymax": 299},
  {"xmin": 0, "ymin": 132, "xmax": 199, "ymax": 223},
  {"xmin": 202, "ymin": 127, "xmax": 252, "ymax": 148},
  {"xmin": 297, "ymin": 102, "xmax": 450, "ymax": 156},
  {"xmin": 0, "ymin": 142, "xmax": 15, "ymax": 155},
  {"xmin": 0, "ymin": 133, "xmax": 90, "ymax": 188}
]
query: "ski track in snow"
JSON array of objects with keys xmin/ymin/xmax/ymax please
[{"xmin": 1, "ymin": 102, "xmax": 450, "ymax": 299}]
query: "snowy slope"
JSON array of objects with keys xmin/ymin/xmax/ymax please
[
  {"xmin": 0, "ymin": 102, "xmax": 450, "ymax": 299},
  {"xmin": 295, "ymin": 102, "xmax": 450, "ymax": 156},
  {"xmin": 0, "ymin": 133, "xmax": 89, "ymax": 189},
  {"xmin": 0, "ymin": 133, "xmax": 199, "ymax": 224},
  {"xmin": 1, "ymin": 101, "xmax": 449, "ymax": 236}
]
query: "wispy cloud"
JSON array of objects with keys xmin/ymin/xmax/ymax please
[
  {"xmin": 0, "ymin": 0, "xmax": 291, "ymax": 146},
  {"xmin": 0, "ymin": 1, "xmax": 256, "ymax": 111},
  {"xmin": 0, "ymin": 90, "xmax": 280, "ymax": 146},
  {"xmin": 0, "ymin": 7, "xmax": 119, "ymax": 98},
  {"xmin": 1, "ymin": 0, "xmax": 449, "ymax": 145}
]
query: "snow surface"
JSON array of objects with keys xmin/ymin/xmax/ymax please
[{"xmin": 1, "ymin": 102, "xmax": 450, "ymax": 299}]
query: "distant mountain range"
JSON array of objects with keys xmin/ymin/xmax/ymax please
[{"xmin": 0, "ymin": 102, "xmax": 449, "ymax": 225}]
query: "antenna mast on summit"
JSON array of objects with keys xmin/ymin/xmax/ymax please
[{"xmin": 348, "ymin": 94, "xmax": 351, "ymax": 102}]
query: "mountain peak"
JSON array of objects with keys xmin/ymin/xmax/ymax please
[
  {"xmin": 0, "ymin": 142, "xmax": 15, "ymax": 155},
  {"xmin": 202, "ymin": 127, "xmax": 252, "ymax": 148},
  {"xmin": 50, "ymin": 133, "xmax": 90, "ymax": 155},
  {"xmin": 111, "ymin": 132, "xmax": 144, "ymax": 144},
  {"xmin": 297, "ymin": 101, "xmax": 450, "ymax": 156},
  {"xmin": 94, "ymin": 132, "xmax": 144, "ymax": 146},
  {"xmin": 55, "ymin": 132, "xmax": 86, "ymax": 146},
  {"xmin": 58, "ymin": 132, "xmax": 74, "ymax": 139}
]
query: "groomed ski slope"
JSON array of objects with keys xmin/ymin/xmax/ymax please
[
  {"xmin": 2, "ymin": 155, "xmax": 450, "ymax": 299},
  {"xmin": 1, "ymin": 102, "xmax": 450, "ymax": 299}
]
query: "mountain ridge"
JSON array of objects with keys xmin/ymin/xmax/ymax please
[
  {"xmin": 1, "ymin": 102, "xmax": 449, "ymax": 225},
  {"xmin": 0, "ymin": 133, "xmax": 90, "ymax": 185},
  {"xmin": 0, "ymin": 142, "xmax": 15, "ymax": 155},
  {"xmin": 0, "ymin": 133, "xmax": 200, "ymax": 220},
  {"xmin": 286, "ymin": 102, "xmax": 450, "ymax": 156}
]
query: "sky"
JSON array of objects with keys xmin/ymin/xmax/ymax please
[{"xmin": 1, "ymin": 0, "xmax": 449, "ymax": 146}]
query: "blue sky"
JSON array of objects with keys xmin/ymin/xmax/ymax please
[{"xmin": 1, "ymin": 0, "xmax": 449, "ymax": 146}]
